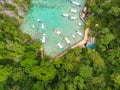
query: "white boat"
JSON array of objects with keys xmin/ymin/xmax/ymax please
[
  {"xmin": 54, "ymin": 29, "xmax": 62, "ymax": 36},
  {"xmin": 41, "ymin": 23, "xmax": 45, "ymax": 29},
  {"xmin": 57, "ymin": 43, "xmax": 64, "ymax": 50},
  {"xmin": 71, "ymin": 9, "xmax": 77, "ymax": 13},
  {"xmin": 76, "ymin": 30, "xmax": 82, "ymax": 36},
  {"xmin": 32, "ymin": 25, "xmax": 35, "ymax": 29},
  {"xmin": 70, "ymin": 16, "xmax": 77, "ymax": 20},
  {"xmin": 65, "ymin": 38, "xmax": 71, "ymax": 45},
  {"xmin": 72, "ymin": 35, "xmax": 76, "ymax": 38},
  {"xmin": 62, "ymin": 13, "xmax": 69, "ymax": 17},
  {"xmin": 37, "ymin": 19, "xmax": 40, "ymax": 22},
  {"xmin": 72, "ymin": 1, "xmax": 80, "ymax": 6},
  {"xmin": 42, "ymin": 34, "xmax": 46, "ymax": 43},
  {"xmin": 78, "ymin": 22, "xmax": 84, "ymax": 27},
  {"xmin": 78, "ymin": 23, "xmax": 82, "ymax": 26}
]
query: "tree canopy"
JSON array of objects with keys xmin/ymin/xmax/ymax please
[{"xmin": 0, "ymin": 0, "xmax": 120, "ymax": 89}]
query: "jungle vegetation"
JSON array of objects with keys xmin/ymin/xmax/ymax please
[{"xmin": 0, "ymin": 0, "xmax": 120, "ymax": 90}]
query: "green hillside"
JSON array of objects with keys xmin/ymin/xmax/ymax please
[{"xmin": 0, "ymin": 0, "xmax": 120, "ymax": 90}]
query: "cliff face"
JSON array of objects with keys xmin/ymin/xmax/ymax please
[{"xmin": 0, "ymin": 0, "xmax": 31, "ymax": 23}]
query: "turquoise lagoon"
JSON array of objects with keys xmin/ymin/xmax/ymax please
[{"xmin": 20, "ymin": 0, "xmax": 86, "ymax": 57}]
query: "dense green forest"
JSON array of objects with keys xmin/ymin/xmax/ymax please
[{"xmin": 0, "ymin": 0, "xmax": 120, "ymax": 90}]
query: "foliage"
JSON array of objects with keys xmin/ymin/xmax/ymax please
[{"xmin": 0, "ymin": 0, "xmax": 120, "ymax": 90}]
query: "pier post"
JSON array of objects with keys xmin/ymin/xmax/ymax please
[{"xmin": 40, "ymin": 45, "xmax": 44, "ymax": 59}]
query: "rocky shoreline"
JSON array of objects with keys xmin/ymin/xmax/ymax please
[{"xmin": 0, "ymin": 0, "xmax": 31, "ymax": 23}]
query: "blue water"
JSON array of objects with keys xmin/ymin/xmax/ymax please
[{"xmin": 20, "ymin": 0, "xmax": 86, "ymax": 57}]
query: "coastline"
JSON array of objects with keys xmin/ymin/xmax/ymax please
[
  {"xmin": 52, "ymin": 4, "xmax": 89, "ymax": 59},
  {"xmin": 53, "ymin": 28, "xmax": 89, "ymax": 59},
  {"xmin": 71, "ymin": 28, "xmax": 89, "ymax": 48}
]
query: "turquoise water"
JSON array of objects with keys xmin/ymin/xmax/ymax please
[{"xmin": 20, "ymin": 0, "xmax": 86, "ymax": 57}]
